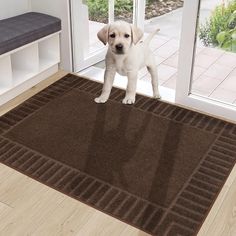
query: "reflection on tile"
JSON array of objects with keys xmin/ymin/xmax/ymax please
[
  {"xmin": 218, "ymin": 75, "xmax": 236, "ymax": 92},
  {"xmin": 229, "ymin": 68, "xmax": 236, "ymax": 76},
  {"xmin": 192, "ymin": 75, "xmax": 222, "ymax": 96},
  {"xmin": 195, "ymin": 46, "xmax": 205, "ymax": 55},
  {"xmin": 154, "ymin": 39, "xmax": 179, "ymax": 58},
  {"xmin": 210, "ymin": 88, "xmax": 236, "ymax": 104},
  {"xmin": 192, "ymin": 66, "xmax": 206, "ymax": 80},
  {"xmin": 203, "ymin": 63, "xmax": 232, "ymax": 80},
  {"xmin": 139, "ymin": 73, "xmax": 151, "ymax": 82},
  {"xmin": 157, "ymin": 64, "xmax": 177, "ymax": 82},
  {"xmin": 154, "ymin": 56, "xmax": 167, "ymax": 65},
  {"xmin": 163, "ymin": 73, "xmax": 177, "ymax": 90},
  {"xmin": 149, "ymin": 36, "xmax": 169, "ymax": 50},
  {"xmin": 216, "ymin": 53, "xmax": 236, "ymax": 69},
  {"xmin": 201, "ymin": 47, "xmax": 225, "ymax": 58},
  {"xmin": 94, "ymin": 60, "xmax": 105, "ymax": 69},
  {"xmin": 163, "ymin": 53, "xmax": 179, "ymax": 68},
  {"xmin": 194, "ymin": 54, "xmax": 219, "ymax": 68}
]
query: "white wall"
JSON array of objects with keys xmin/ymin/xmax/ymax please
[
  {"xmin": 0, "ymin": 0, "xmax": 30, "ymax": 19},
  {"xmin": 30, "ymin": 0, "xmax": 73, "ymax": 71}
]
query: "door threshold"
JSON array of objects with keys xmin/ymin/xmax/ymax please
[{"xmin": 78, "ymin": 66, "xmax": 175, "ymax": 103}]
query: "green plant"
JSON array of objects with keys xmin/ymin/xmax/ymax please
[
  {"xmin": 86, "ymin": 0, "xmax": 108, "ymax": 22},
  {"xmin": 216, "ymin": 28, "xmax": 236, "ymax": 51},
  {"xmin": 199, "ymin": 0, "xmax": 236, "ymax": 52},
  {"xmin": 86, "ymin": 0, "xmax": 133, "ymax": 23},
  {"xmin": 115, "ymin": 0, "xmax": 133, "ymax": 14}
]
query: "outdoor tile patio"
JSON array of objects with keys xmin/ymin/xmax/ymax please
[{"xmin": 137, "ymin": 34, "xmax": 236, "ymax": 105}]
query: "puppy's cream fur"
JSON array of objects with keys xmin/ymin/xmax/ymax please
[{"xmin": 95, "ymin": 21, "xmax": 160, "ymax": 104}]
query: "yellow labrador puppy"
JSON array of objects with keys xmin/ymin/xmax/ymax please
[{"xmin": 95, "ymin": 21, "xmax": 160, "ymax": 104}]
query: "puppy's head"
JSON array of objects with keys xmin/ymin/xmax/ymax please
[{"xmin": 97, "ymin": 21, "xmax": 143, "ymax": 55}]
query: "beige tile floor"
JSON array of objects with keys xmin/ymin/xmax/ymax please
[{"xmin": 138, "ymin": 35, "xmax": 236, "ymax": 105}]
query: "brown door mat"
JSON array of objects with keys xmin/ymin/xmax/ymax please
[{"xmin": 0, "ymin": 73, "xmax": 235, "ymax": 236}]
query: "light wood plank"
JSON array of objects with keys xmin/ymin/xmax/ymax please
[
  {"xmin": 72, "ymin": 211, "xmax": 128, "ymax": 236},
  {"xmin": 198, "ymin": 165, "xmax": 236, "ymax": 236},
  {"xmin": 32, "ymin": 198, "xmax": 95, "ymax": 236},
  {"xmin": 121, "ymin": 226, "xmax": 151, "ymax": 236},
  {"xmin": 0, "ymin": 172, "xmax": 65, "ymax": 235},
  {"xmin": 0, "ymin": 199, "xmax": 13, "ymax": 220}
]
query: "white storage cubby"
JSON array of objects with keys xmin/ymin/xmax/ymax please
[
  {"xmin": 0, "ymin": 32, "xmax": 60, "ymax": 106},
  {"xmin": 38, "ymin": 34, "xmax": 60, "ymax": 71},
  {"xmin": 0, "ymin": 55, "xmax": 12, "ymax": 92},
  {"xmin": 11, "ymin": 43, "xmax": 39, "ymax": 86}
]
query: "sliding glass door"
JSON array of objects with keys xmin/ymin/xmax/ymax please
[
  {"xmin": 177, "ymin": 0, "xmax": 236, "ymax": 122},
  {"xmin": 70, "ymin": 0, "xmax": 146, "ymax": 72},
  {"xmin": 70, "ymin": 0, "xmax": 106, "ymax": 71}
]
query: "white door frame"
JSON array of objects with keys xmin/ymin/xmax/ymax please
[
  {"xmin": 176, "ymin": 0, "xmax": 236, "ymax": 123},
  {"xmin": 133, "ymin": 0, "xmax": 146, "ymax": 30}
]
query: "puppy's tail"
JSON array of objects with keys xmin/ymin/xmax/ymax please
[{"xmin": 143, "ymin": 28, "xmax": 160, "ymax": 46}]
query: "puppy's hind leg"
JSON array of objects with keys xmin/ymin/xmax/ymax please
[
  {"xmin": 95, "ymin": 69, "xmax": 116, "ymax": 103},
  {"xmin": 147, "ymin": 64, "xmax": 161, "ymax": 99}
]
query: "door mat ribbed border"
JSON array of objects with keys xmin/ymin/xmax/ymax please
[{"xmin": 0, "ymin": 74, "xmax": 235, "ymax": 236}]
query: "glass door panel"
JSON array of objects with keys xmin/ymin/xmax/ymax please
[
  {"xmin": 191, "ymin": 0, "xmax": 236, "ymax": 106},
  {"xmin": 70, "ymin": 0, "xmax": 108, "ymax": 72},
  {"xmin": 86, "ymin": 0, "xmax": 108, "ymax": 55},
  {"xmin": 176, "ymin": 0, "xmax": 236, "ymax": 122},
  {"xmin": 70, "ymin": 0, "xmax": 145, "ymax": 72}
]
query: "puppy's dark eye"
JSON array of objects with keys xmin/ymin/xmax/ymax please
[
  {"xmin": 124, "ymin": 34, "xmax": 130, "ymax": 38},
  {"xmin": 110, "ymin": 33, "xmax": 116, "ymax": 38}
]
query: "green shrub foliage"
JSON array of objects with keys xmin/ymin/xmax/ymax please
[
  {"xmin": 199, "ymin": 0, "xmax": 236, "ymax": 52},
  {"xmin": 86, "ymin": 0, "xmax": 133, "ymax": 22}
]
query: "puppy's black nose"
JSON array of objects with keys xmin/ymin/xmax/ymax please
[{"xmin": 115, "ymin": 44, "xmax": 123, "ymax": 51}]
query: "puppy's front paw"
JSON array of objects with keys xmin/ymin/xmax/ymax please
[
  {"xmin": 94, "ymin": 96, "xmax": 108, "ymax": 103},
  {"xmin": 122, "ymin": 96, "xmax": 135, "ymax": 105}
]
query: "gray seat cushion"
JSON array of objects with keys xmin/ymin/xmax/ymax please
[{"xmin": 0, "ymin": 12, "xmax": 61, "ymax": 55}]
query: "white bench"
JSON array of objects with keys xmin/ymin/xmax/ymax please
[{"xmin": 0, "ymin": 12, "xmax": 61, "ymax": 106}]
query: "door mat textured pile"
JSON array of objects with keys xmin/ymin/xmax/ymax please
[{"xmin": 0, "ymin": 74, "xmax": 235, "ymax": 235}]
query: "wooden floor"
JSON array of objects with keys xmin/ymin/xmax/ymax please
[{"xmin": 0, "ymin": 70, "xmax": 235, "ymax": 236}]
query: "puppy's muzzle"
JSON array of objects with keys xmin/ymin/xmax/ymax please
[{"xmin": 115, "ymin": 43, "xmax": 124, "ymax": 54}]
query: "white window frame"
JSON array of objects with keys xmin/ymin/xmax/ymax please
[{"xmin": 176, "ymin": 0, "xmax": 236, "ymax": 123}]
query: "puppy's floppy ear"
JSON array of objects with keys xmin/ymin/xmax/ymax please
[
  {"xmin": 97, "ymin": 25, "xmax": 110, "ymax": 45},
  {"xmin": 131, "ymin": 25, "xmax": 143, "ymax": 45}
]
